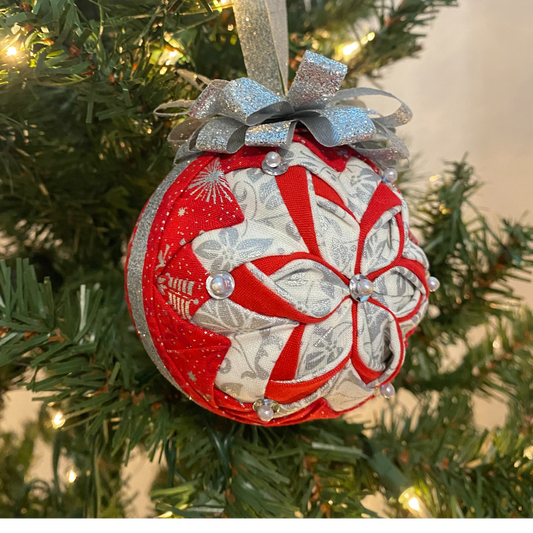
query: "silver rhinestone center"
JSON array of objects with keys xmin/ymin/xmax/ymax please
[{"xmin": 349, "ymin": 274, "xmax": 373, "ymax": 302}]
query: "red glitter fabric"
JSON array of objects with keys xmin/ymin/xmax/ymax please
[{"xmin": 125, "ymin": 135, "xmax": 430, "ymax": 425}]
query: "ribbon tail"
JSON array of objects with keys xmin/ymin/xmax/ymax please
[
  {"xmin": 330, "ymin": 87, "xmax": 413, "ymax": 128},
  {"xmin": 351, "ymin": 125, "xmax": 410, "ymax": 166},
  {"xmin": 265, "ymin": 0, "xmax": 289, "ymax": 93},
  {"xmin": 233, "ymin": 0, "xmax": 287, "ymax": 95}
]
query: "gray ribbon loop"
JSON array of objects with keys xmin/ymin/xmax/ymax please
[
  {"xmin": 299, "ymin": 107, "xmax": 375, "ymax": 147},
  {"xmin": 158, "ymin": 50, "xmax": 412, "ymax": 166},
  {"xmin": 331, "ymin": 87, "xmax": 413, "ymax": 129}
]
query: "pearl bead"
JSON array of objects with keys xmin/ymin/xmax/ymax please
[
  {"xmin": 257, "ymin": 404, "xmax": 274, "ymax": 422},
  {"xmin": 262, "ymin": 151, "xmax": 289, "ymax": 176},
  {"xmin": 264, "ymin": 151, "xmax": 282, "ymax": 168},
  {"xmin": 358, "ymin": 279, "xmax": 373, "ymax": 296},
  {"xmin": 206, "ymin": 271, "xmax": 235, "ymax": 299},
  {"xmin": 379, "ymin": 383, "xmax": 395, "ymax": 399},
  {"xmin": 427, "ymin": 276, "xmax": 440, "ymax": 292},
  {"xmin": 253, "ymin": 398, "xmax": 280, "ymax": 422},
  {"xmin": 383, "ymin": 168, "xmax": 398, "ymax": 184}
]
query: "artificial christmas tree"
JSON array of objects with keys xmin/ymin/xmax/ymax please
[{"xmin": 1, "ymin": 0, "xmax": 533, "ymax": 519}]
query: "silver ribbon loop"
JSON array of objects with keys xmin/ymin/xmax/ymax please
[
  {"xmin": 286, "ymin": 53, "xmax": 348, "ymax": 110},
  {"xmin": 158, "ymin": 51, "xmax": 412, "ymax": 166}
]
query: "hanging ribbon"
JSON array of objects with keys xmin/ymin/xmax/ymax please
[
  {"xmin": 156, "ymin": 2, "xmax": 412, "ymax": 167},
  {"xmin": 232, "ymin": 0, "xmax": 288, "ymax": 95}
]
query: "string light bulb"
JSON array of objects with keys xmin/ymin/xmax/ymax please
[
  {"xmin": 523, "ymin": 445, "xmax": 533, "ymax": 460},
  {"xmin": 66, "ymin": 468, "xmax": 78, "ymax": 484},
  {"xmin": 51, "ymin": 410, "xmax": 65, "ymax": 429},
  {"xmin": 343, "ymin": 42, "xmax": 359, "ymax": 57},
  {"xmin": 6, "ymin": 46, "xmax": 17, "ymax": 57},
  {"xmin": 408, "ymin": 497, "xmax": 420, "ymax": 511},
  {"xmin": 399, "ymin": 487, "xmax": 432, "ymax": 518}
]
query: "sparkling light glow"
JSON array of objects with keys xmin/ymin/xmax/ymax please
[
  {"xmin": 343, "ymin": 42, "xmax": 359, "ymax": 56},
  {"xmin": 6, "ymin": 46, "xmax": 17, "ymax": 56},
  {"xmin": 367, "ymin": 31, "xmax": 376, "ymax": 41},
  {"xmin": 67, "ymin": 468, "xmax": 78, "ymax": 484},
  {"xmin": 399, "ymin": 487, "xmax": 432, "ymax": 518},
  {"xmin": 51, "ymin": 411, "xmax": 65, "ymax": 429},
  {"xmin": 408, "ymin": 497, "xmax": 421, "ymax": 511},
  {"xmin": 524, "ymin": 445, "xmax": 533, "ymax": 460}
]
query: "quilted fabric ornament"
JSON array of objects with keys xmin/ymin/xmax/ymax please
[{"xmin": 125, "ymin": 132, "xmax": 432, "ymax": 425}]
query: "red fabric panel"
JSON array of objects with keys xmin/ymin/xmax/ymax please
[
  {"xmin": 355, "ymin": 183, "xmax": 403, "ymax": 273},
  {"xmin": 148, "ymin": 289, "xmax": 230, "ymax": 409},
  {"xmin": 161, "ymin": 171, "xmax": 244, "ymax": 264},
  {"xmin": 158, "ymin": 243, "xmax": 211, "ymax": 319},
  {"xmin": 216, "ymin": 133, "xmax": 380, "ymax": 177},
  {"xmin": 276, "ymin": 166, "xmax": 322, "ymax": 258},
  {"xmin": 265, "ymin": 355, "xmax": 350, "ymax": 404},
  {"xmin": 349, "ymin": 304, "xmax": 381, "ymax": 384},
  {"xmin": 212, "ymin": 390, "xmax": 346, "ymax": 426},
  {"xmin": 230, "ymin": 264, "xmax": 346, "ymax": 324},
  {"xmin": 269, "ymin": 325, "xmax": 306, "ymax": 381}
]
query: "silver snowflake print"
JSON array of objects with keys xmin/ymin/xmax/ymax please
[{"xmin": 188, "ymin": 160, "xmax": 232, "ymax": 204}]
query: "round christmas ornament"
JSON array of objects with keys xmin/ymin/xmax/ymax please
[{"xmin": 125, "ymin": 3, "xmax": 436, "ymax": 425}]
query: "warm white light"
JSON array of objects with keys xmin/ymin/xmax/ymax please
[
  {"xmin": 399, "ymin": 487, "xmax": 432, "ymax": 518},
  {"xmin": 67, "ymin": 468, "xmax": 78, "ymax": 484},
  {"xmin": 524, "ymin": 445, "xmax": 533, "ymax": 460},
  {"xmin": 51, "ymin": 411, "xmax": 65, "ymax": 429},
  {"xmin": 6, "ymin": 46, "xmax": 17, "ymax": 57},
  {"xmin": 169, "ymin": 50, "xmax": 178, "ymax": 57},
  {"xmin": 367, "ymin": 32, "xmax": 376, "ymax": 41},
  {"xmin": 408, "ymin": 497, "xmax": 421, "ymax": 511},
  {"xmin": 343, "ymin": 42, "xmax": 359, "ymax": 56}
]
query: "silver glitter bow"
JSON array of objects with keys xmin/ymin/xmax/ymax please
[
  {"xmin": 156, "ymin": 0, "xmax": 412, "ymax": 166},
  {"xmin": 156, "ymin": 51, "xmax": 412, "ymax": 166}
]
